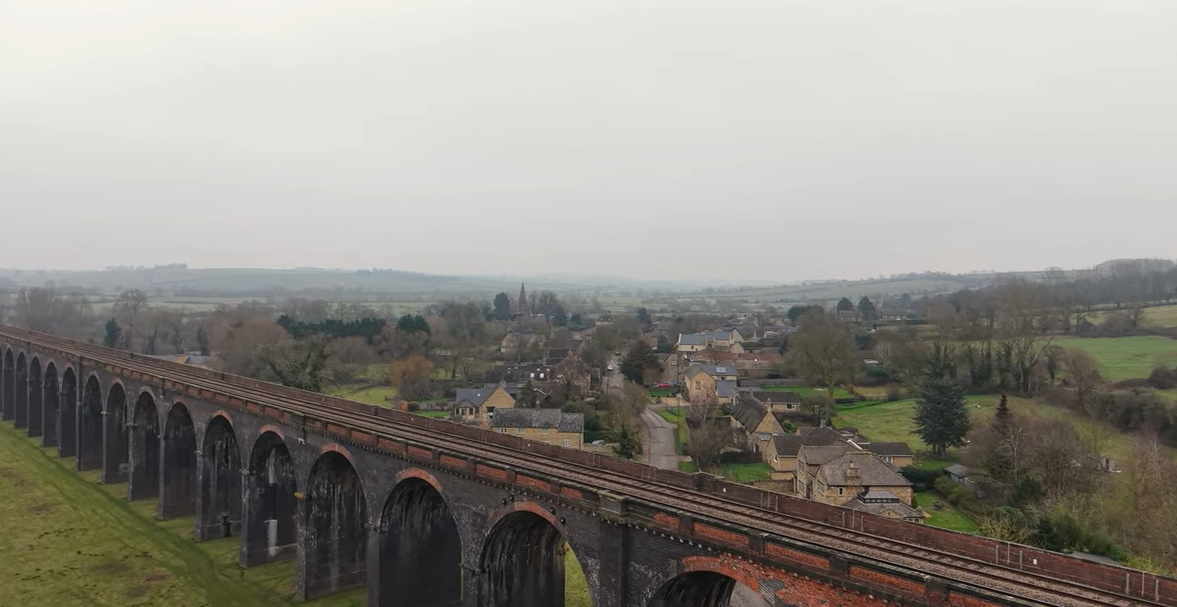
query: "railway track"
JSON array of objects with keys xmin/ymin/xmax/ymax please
[{"xmin": 1, "ymin": 327, "xmax": 1165, "ymax": 607}]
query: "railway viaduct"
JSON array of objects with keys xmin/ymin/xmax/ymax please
[{"xmin": 1, "ymin": 325, "xmax": 1174, "ymax": 607}]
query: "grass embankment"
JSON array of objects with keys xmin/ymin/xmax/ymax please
[
  {"xmin": 1058, "ymin": 336, "xmax": 1177, "ymax": 382},
  {"xmin": 0, "ymin": 423, "xmax": 592, "ymax": 607},
  {"xmin": 0, "ymin": 424, "xmax": 364, "ymax": 607}
]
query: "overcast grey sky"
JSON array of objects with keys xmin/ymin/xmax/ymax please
[{"xmin": 2, "ymin": 0, "xmax": 1175, "ymax": 283}]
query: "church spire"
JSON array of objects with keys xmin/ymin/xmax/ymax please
[{"xmin": 518, "ymin": 283, "xmax": 530, "ymax": 316}]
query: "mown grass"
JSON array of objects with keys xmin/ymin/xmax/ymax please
[
  {"xmin": 646, "ymin": 388, "xmax": 675, "ymax": 398},
  {"xmin": 0, "ymin": 423, "xmax": 364, "ymax": 607},
  {"xmin": 914, "ymin": 492, "xmax": 979, "ymax": 533},
  {"xmin": 413, "ymin": 411, "xmax": 450, "ymax": 419},
  {"xmin": 1057, "ymin": 336, "xmax": 1177, "ymax": 382}
]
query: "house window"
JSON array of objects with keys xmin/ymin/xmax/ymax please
[
  {"xmin": 498, "ymin": 428, "xmax": 508, "ymax": 434},
  {"xmin": 837, "ymin": 487, "xmax": 844, "ymax": 496},
  {"xmin": 541, "ymin": 428, "xmax": 550, "ymax": 435},
  {"xmin": 516, "ymin": 427, "xmax": 526, "ymax": 434},
  {"xmin": 882, "ymin": 456, "xmax": 893, "ymax": 463},
  {"xmin": 562, "ymin": 439, "xmax": 571, "ymax": 447},
  {"xmin": 786, "ymin": 403, "xmax": 797, "ymax": 411},
  {"xmin": 530, "ymin": 372, "xmax": 535, "ymax": 378}
]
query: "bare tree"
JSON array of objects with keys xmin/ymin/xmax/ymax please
[
  {"xmin": 785, "ymin": 309, "xmax": 855, "ymax": 391},
  {"xmin": 324, "ymin": 336, "xmax": 377, "ymax": 384},
  {"xmin": 113, "ymin": 288, "xmax": 151, "ymax": 350},
  {"xmin": 12, "ymin": 287, "xmax": 95, "ymax": 339},
  {"xmin": 685, "ymin": 403, "xmax": 731, "ymax": 471}
]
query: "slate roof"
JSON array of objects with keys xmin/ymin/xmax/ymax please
[
  {"xmin": 772, "ymin": 426, "xmax": 847, "ymax": 457},
  {"xmin": 798, "ymin": 444, "xmax": 855, "ymax": 467},
  {"xmin": 751, "ymin": 390, "xmax": 801, "ymax": 404},
  {"xmin": 715, "ymin": 380, "xmax": 737, "ymax": 398},
  {"xmin": 844, "ymin": 496, "xmax": 923, "ymax": 520},
  {"xmin": 692, "ymin": 364, "xmax": 736, "ymax": 377},
  {"xmin": 733, "ymin": 393, "xmax": 768, "ymax": 430},
  {"xmin": 945, "ymin": 464, "xmax": 975, "ymax": 478},
  {"xmin": 678, "ymin": 331, "xmax": 732, "ymax": 346},
  {"xmin": 865, "ymin": 442, "xmax": 913, "ymax": 457},
  {"xmin": 817, "ymin": 452, "xmax": 911, "ymax": 487},
  {"xmin": 454, "ymin": 388, "xmax": 497, "ymax": 407},
  {"xmin": 489, "ymin": 408, "xmax": 584, "ymax": 433}
]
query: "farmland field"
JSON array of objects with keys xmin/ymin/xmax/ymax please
[
  {"xmin": 0, "ymin": 423, "xmax": 592, "ymax": 607},
  {"xmin": 1057, "ymin": 336, "xmax": 1177, "ymax": 382}
]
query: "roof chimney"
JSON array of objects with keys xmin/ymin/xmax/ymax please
[{"xmin": 846, "ymin": 461, "xmax": 859, "ymax": 479}]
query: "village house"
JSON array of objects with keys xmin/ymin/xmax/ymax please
[
  {"xmin": 733, "ymin": 351, "xmax": 782, "ymax": 375},
  {"xmin": 763, "ymin": 426, "xmax": 848, "ymax": 482},
  {"xmin": 683, "ymin": 364, "xmax": 738, "ymax": 404},
  {"xmin": 796, "ymin": 447, "xmax": 915, "ymax": 511},
  {"xmin": 844, "ymin": 491, "xmax": 924, "ymax": 523},
  {"xmin": 500, "ymin": 332, "xmax": 542, "ymax": 356},
  {"xmin": 676, "ymin": 330, "xmax": 743, "ymax": 352},
  {"xmin": 731, "ymin": 393, "xmax": 786, "ymax": 454},
  {"xmin": 483, "ymin": 364, "xmax": 555, "ymax": 385},
  {"xmin": 656, "ymin": 352, "xmax": 685, "ymax": 385},
  {"xmin": 746, "ymin": 390, "xmax": 802, "ymax": 415},
  {"xmin": 488, "ymin": 408, "xmax": 585, "ymax": 449},
  {"xmin": 453, "ymin": 384, "xmax": 517, "ymax": 424},
  {"xmin": 855, "ymin": 441, "xmax": 915, "ymax": 469}
]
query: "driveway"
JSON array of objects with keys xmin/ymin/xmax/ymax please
[{"xmin": 639, "ymin": 408, "xmax": 679, "ymax": 471}]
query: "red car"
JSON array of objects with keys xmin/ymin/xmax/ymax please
[{"xmin": 656, "ymin": 381, "xmax": 672, "ymax": 388}]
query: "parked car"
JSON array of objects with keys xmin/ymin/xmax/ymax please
[
  {"xmin": 656, "ymin": 381, "xmax": 672, "ymax": 388},
  {"xmin": 606, "ymin": 364, "xmax": 614, "ymax": 371}
]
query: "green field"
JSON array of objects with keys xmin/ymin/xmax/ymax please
[
  {"xmin": 914, "ymin": 492, "xmax": 978, "ymax": 533},
  {"xmin": 1058, "ymin": 336, "xmax": 1177, "ymax": 382},
  {"xmin": 324, "ymin": 385, "xmax": 399, "ymax": 408},
  {"xmin": 761, "ymin": 386, "xmax": 855, "ymax": 399},
  {"xmin": 835, "ymin": 396, "xmax": 997, "ymax": 457},
  {"xmin": 0, "ymin": 423, "xmax": 592, "ymax": 607}
]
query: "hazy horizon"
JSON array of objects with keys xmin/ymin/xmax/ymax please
[{"xmin": 3, "ymin": 1, "xmax": 1175, "ymax": 282}]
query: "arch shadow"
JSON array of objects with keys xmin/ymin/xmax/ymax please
[
  {"xmin": 103, "ymin": 382, "xmax": 130, "ymax": 483},
  {"xmin": 372, "ymin": 474, "xmax": 463, "ymax": 607},
  {"xmin": 197, "ymin": 415, "xmax": 242, "ymax": 540},
  {"xmin": 13, "ymin": 352, "xmax": 27, "ymax": 428},
  {"xmin": 129, "ymin": 391, "xmax": 160, "ymax": 501},
  {"xmin": 159, "ymin": 402, "xmax": 197, "ymax": 519},
  {"xmin": 242, "ymin": 431, "xmax": 298, "ymax": 566},
  {"xmin": 26, "ymin": 357, "xmax": 42, "ymax": 437},
  {"xmin": 78, "ymin": 375, "xmax": 104, "ymax": 471},
  {"xmin": 480, "ymin": 505, "xmax": 587, "ymax": 607},
  {"xmin": 1, "ymin": 348, "xmax": 13, "ymax": 421},
  {"xmin": 58, "ymin": 367, "xmax": 78, "ymax": 458},
  {"xmin": 303, "ymin": 450, "xmax": 368, "ymax": 599},
  {"xmin": 42, "ymin": 362, "xmax": 59, "ymax": 448}
]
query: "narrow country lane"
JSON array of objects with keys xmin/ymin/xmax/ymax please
[{"xmin": 639, "ymin": 408, "xmax": 679, "ymax": 470}]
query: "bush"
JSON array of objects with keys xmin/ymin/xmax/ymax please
[
  {"xmin": 1148, "ymin": 365, "xmax": 1177, "ymax": 390},
  {"xmin": 900, "ymin": 466, "xmax": 942, "ymax": 492},
  {"xmin": 406, "ymin": 401, "xmax": 420, "ymax": 412},
  {"xmin": 884, "ymin": 385, "xmax": 906, "ymax": 402}
]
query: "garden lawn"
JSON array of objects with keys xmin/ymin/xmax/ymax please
[
  {"xmin": 413, "ymin": 411, "xmax": 451, "ymax": 419},
  {"xmin": 914, "ymin": 492, "xmax": 979, "ymax": 533},
  {"xmin": 647, "ymin": 388, "xmax": 674, "ymax": 398},
  {"xmin": 1057, "ymin": 336, "xmax": 1177, "ymax": 382},
  {"xmin": 834, "ymin": 396, "xmax": 999, "ymax": 457},
  {"xmin": 720, "ymin": 462, "xmax": 773, "ymax": 482},
  {"xmin": 762, "ymin": 386, "xmax": 854, "ymax": 399}
]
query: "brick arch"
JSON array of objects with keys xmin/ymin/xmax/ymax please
[
  {"xmin": 478, "ymin": 499, "xmax": 590, "ymax": 607},
  {"xmin": 395, "ymin": 467, "xmax": 445, "ymax": 495},
  {"xmin": 257, "ymin": 424, "xmax": 285, "ymax": 441},
  {"xmin": 679, "ymin": 555, "xmax": 765, "ymax": 594},
  {"xmin": 483, "ymin": 499, "xmax": 569, "ymax": 540}
]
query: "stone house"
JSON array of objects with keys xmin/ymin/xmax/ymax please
[
  {"xmin": 454, "ymin": 384, "xmax": 516, "ymax": 424},
  {"xmin": 856, "ymin": 442, "xmax": 914, "ymax": 469},
  {"xmin": 763, "ymin": 426, "xmax": 848, "ymax": 483},
  {"xmin": 488, "ymin": 408, "xmax": 585, "ymax": 449},
  {"xmin": 797, "ymin": 447, "xmax": 914, "ymax": 508},
  {"xmin": 844, "ymin": 491, "xmax": 924, "ymax": 523},
  {"xmin": 731, "ymin": 393, "xmax": 785, "ymax": 454},
  {"xmin": 676, "ymin": 330, "xmax": 742, "ymax": 352},
  {"xmin": 683, "ymin": 364, "xmax": 738, "ymax": 404},
  {"xmin": 748, "ymin": 390, "xmax": 802, "ymax": 415}
]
